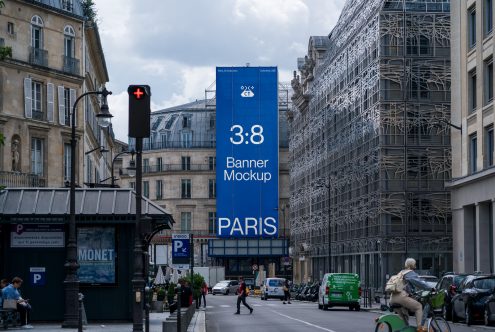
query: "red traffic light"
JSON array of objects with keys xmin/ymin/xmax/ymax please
[{"xmin": 132, "ymin": 87, "xmax": 145, "ymax": 100}]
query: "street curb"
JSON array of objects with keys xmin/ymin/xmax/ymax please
[{"xmin": 187, "ymin": 307, "xmax": 206, "ymax": 332}]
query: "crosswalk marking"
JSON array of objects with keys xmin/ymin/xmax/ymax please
[{"xmin": 220, "ymin": 305, "xmax": 231, "ymax": 308}]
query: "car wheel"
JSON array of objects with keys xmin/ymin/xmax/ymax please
[
  {"xmin": 323, "ymin": 304, "xmax": 328, "ymax": 311},
  {"xmin": 226, "ymin": 290, "xmax": 229, "ymax": 295},
  {"xmin": 486, "ymin": 307, "xmax": 492, "ymax": 326},
  {"xmin": 355, "ymin": 304, "xmax": 360, "ymax": 311},
  {"xmin": 451, "ymin": 306, "xmax": 459, "ymax": 323},
  {"xmin": 465, "ymin": 306, "xmax": 472, "ymax": 326},
  {"xmin": 318, "ymin": 296, "xmax": 323, "ymax": 310}
]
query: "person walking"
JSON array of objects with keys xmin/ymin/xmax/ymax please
[
  {"xmin": 199, "ymin": 281, "xmax": 208, "ymax": 308},
  {"xmin": 234, "ymin": 276, "xmax": 253, "ymax": 315},
  {"xmin": 283, "ymin": 279, "xmax": 291, "ymax": 304}
]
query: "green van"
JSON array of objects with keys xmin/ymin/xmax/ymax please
[{"xmin": 317, "ymin": 273, "xmax": 361, "ymax": 311}]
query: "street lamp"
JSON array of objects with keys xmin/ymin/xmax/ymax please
[
  {"xmin": 84, "ymin": 146, "xmax": 109, "ymax": 155},
  {"xmin": 100, "ymin": 150, "xmax": 136, "ymax": 187},
  {"xmin": 63, "ymin": 87, "xmax": 112, "ymax": 328}
]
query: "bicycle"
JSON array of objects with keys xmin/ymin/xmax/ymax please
[{"xmin": 375, "ymin": 290, "xmax": 451, "ymax": 332}]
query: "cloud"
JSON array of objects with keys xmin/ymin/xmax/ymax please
[{"xmin": 93, "ymin": 0, "xmax": 346, "ymax": 141}]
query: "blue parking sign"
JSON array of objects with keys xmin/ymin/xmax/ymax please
[
  {"xmin": 172, "ymin": 234, "xmax": 190, "ymax": 269},
  {"xmin": 30, "ymin": 267, "xmax": 46, "ymax": 286}
]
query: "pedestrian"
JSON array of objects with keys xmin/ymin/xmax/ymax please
[
  {"xmin": 235, "ymin": 276, "xmax": 253, "ymax": 315},
  {"xmin": 283, "ymin": 279, "xmax": 291, "ymax": 304},
  {"xmin": 2, "ymin": 277, "xmax": 33, "ymax": 329},
  {"xmin": 199, "ymin": 281, "xmax": 208, "ymax": 308}
]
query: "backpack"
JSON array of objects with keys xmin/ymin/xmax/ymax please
[{"xmin": 385, "ymin": 269, "xmax": 411, "ymax": 293}]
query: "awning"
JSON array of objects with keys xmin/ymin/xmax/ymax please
[{"xmin": 0, "ymin": 188, "xmax": 174, "ymax": 228}]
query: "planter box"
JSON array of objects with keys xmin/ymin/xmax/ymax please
[{"xmin": 151, "ymin": 301, "xmax": 164, "ymax": 313}]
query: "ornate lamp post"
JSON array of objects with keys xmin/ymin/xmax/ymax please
[{"xmin": 63, "ymin": 88, "xmax": 112, "ymax": 328}]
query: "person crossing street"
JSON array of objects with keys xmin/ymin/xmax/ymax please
[{"xmin": 234, "ymin": 276, "xmax": 253, "ymax": 315}]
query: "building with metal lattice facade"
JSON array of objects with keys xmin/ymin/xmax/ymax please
[{"xmin": 289, "ymin": 0, "xmax": 452, "ymax": 288}]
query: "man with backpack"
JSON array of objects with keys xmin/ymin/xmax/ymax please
[
  {"xmin": 387, "ymin": 258, "xmax": 434, "ymax": 332},
  {"xmin": 234, "ymin": 276, "xmax": 253, "ymax": 315}
]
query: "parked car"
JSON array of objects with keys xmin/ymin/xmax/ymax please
[
  {"xmin": 261, "ymin": 277, "xmax": 286, "ymax": 300},
  {"xmin": 318, "ymin": 273, "xmax": 361, "ymax": 311},
  {"xmin": 436, "ymin": 273, "xmax": 469, "ymax": 320},
  {"xmin": 418, "ymin": 275, "xmax": 439, "ymax": 289},
  {"xmin": 211, "ymin": 280, "xmax": 239, "ymax": 295},
  {"xmin": 451, "ymin": 274, "xmax": 495, "ymax": 325}
]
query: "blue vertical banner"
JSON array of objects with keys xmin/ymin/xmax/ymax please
[{"xmin": 216, "ymin": 66, "xmax": 279, "ymax": 238}]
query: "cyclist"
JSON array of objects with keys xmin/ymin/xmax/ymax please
[{"xmin": 389, "ymin": 258, "xmax": 434, "ymax": 332}]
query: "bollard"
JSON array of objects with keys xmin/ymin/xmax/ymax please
[
  {"xmin": 145, "ymin": 286, "xmax": 150, "ymax": 332},
  {"xmin": 78, "ymin": 293, "xmax": 84, "ymax": 332},
  {"xmin": 177, "ymin": 284, "xmax": 182, "ymax": 332}
]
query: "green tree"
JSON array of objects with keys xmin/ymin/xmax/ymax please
[
  {"xmin": 0, "ymin": 1, "xmax": 4, "ymax": 9},
  {"xmin": 81, "ymin": 0, "xmax": 97, "ymax": 22}
]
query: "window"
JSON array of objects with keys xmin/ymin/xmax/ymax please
[
  {"xmin": 86, "ymin": 156, "xmax": 93, "ymax": 183},
  {"xmin": 181, "ymin": 132, "xmax": 192, "ymax": 148},
  {"xmin": 64, "ymin": 25, "xmax": 75, "ymax": 58},
  {"xmin": 486, "ymin": 125, "xmax": 494, "ymax": 167},
  {"xmin": 469, "ymin": 70, "xmax": 477, "ymax": 112},
  {"xmin": 31, "ymin": 16, "xmax": 43, "ymax": 49},
  {"xmin": 470, "ymin": 133, "xmax": 478, "ymax": 174},
  {"xmin": 62, "ymin": 0, "xmax": 73, "ymax": 11},
  {"xmin": 485, "ymin": 58, "xmax": 494, "ymax": 105},
  {"xmin": 208, "ymin": 212, "xmax": 216, "ymax": 234},
  {"xmin": 209, "ymin": 115, "xmax": 215, "ymax": 128},
  {"xmin": 143, "ymin": 181, "xmax": 149, "ymax": 198},
  {"xmin": 485, "ymin": 0, "xmax": 493, "ymax": 37},
  {"xmin": 469, "ymin": 6, "xmax": 477, "ymax": 49},
  {"xmin": 31, "ymin": 138, "xmax": 43, "ymax": 176},
  {"xmin": 157, "ymin": 157, "xmax": 163, "ymax": 172},
  {"xmin": 160, "ymin": 133, "xmax": 168, "ymax": 148},
  {"xmin": 64, "ymin": 88, "xmax": 71, "ymax": 125},
  {"xmin": 182, "ymin": 116, "xmax": 191, "ymax": 128},
  {"xmin": 143, "ymin": 158, "xmax": 149, "ymax": 173},
  {"xmin": 181, "ymin": 156, "xmax": 191, "ymax": 170},
  {"xmin": 31, "ymin": 81, "xmax": 43, "ymax": 120},
  {"xmin": 156, "ymin": 180, "xmax": 163, "ymax": 199},
  {"xmin": 181, "ymin": 179, "xmax": 191, "ymax": 198},
  {"xmin": 209, "ymin": 179, "xmax": 216, "ymax": 198},
  {"xmin": 208, "ymin": 156, "xmax": 216, "ymax": 170},
  {"xmin": 7, "ymin": 22, "xmax": 14, "ymax": 36},
  {"xmin": 130, "ymin": 181, "xmax": 135, "ymax": 190},
  {"xmin": 181, "ymin": 212, "xmax": 192, "ymax": 232},
  {"xmin": 64, "ymin": 143, "xmax": 71, "ymax": 182}
]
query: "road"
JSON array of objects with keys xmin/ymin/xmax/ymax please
[{"xmin": 205, "ymin": 294, "xmax": 495, "ymax": 332}]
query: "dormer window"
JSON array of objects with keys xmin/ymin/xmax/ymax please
[
  {"xmin": 62, "ymin": 0, "xmax": 73, "ymax": 12},
  {"xmin": 182, "ymin": 115, "xmax": 191, "ymax": 128}
]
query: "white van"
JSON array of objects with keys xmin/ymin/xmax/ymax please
[{"xmin": 261, "ymin": 278, "xmax": 286, "ymax": 300}]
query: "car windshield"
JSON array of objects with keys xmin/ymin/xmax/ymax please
[
  {"xmin": 473, "ymin": 278, "xmax": 495, "ymax": 289},
  {"xmin": 453, "ymin": 275, "xmax": 468, "ymax": 287},
  {"xmin": 216, "ymin": 282, "xmax": 229, "ymax": 287},
  {"xmin": 268, "ymin": 279, "xmax": 284, "ymax": 287}
]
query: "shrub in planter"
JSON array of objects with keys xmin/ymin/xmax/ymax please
[
  {"xmin": 156, "ymin": 287, "xmax": 166, "ymax": 301},
  {"xmin": 167, "ymin": 282, "xmax": 176, "ymax": 304}
]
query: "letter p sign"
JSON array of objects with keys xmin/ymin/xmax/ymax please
[
  {"xmin": 173, "ymin": 240, "xmax": 183, "ymax": 253},
  {"xmin": 29, "ymin": 267, "xmax": 46, "ymax": 286}
]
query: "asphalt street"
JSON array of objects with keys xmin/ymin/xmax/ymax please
[{"xmin": 205, "ymin": 294, "xmax": 495, "ymax": 332}]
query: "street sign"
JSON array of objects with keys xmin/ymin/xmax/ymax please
[
  {"xmin": 30, "ymin": 267, "xmax": 46, "ymax": 286},
  {"xmin": 172, "ymin": 234, "xmax": 190, "ymax": 269}
]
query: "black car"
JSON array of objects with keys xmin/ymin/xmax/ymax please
[
  {"xmin": 436, "ymin": 273, "xmax": 469, "ymax": 320},
  {"xmin": 451, "ymin": 274, "xmax": 495, "ymax": 326}
]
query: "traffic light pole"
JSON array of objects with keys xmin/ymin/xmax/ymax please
[{"xmin": 132, "ymin": 138, "xmax": 145, "ymax": 332}]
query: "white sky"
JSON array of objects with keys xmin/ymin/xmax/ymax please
[{"xmin": 93, "ymin": 0, "xmax": 346, "ymax": 142}]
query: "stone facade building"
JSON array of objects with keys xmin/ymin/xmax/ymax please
[
  {"xmin": 450, "ymin": 0, "xmax": 495, "ymax": 274},
  {"xmin": 0, "ymin": 0, "xmax": 113, "ymax": 189},
  {"xmin": 290, "ymin": 0, "xmax": 452, "ymax": 287}
]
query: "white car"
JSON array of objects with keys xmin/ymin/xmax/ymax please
[
  {"xmin": 212, "ymin": 280, "xmax": 239, "ymax": 295},
  {"xmin": 261, "ymin": 278, "xmax": 286, "ymax": 300}
]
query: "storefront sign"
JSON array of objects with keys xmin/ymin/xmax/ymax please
[
  {"xmin": 77, "ymin": 227, "xmax": 116, "ymax": 284},
  {"xmin": 216, "ymin": 66, "xmax": 279, "ymax": 238},
  {"xmin": 10, "ymin": 224, "xmax": 64, "ymax": 248}
]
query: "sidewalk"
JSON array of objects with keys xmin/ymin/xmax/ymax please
[{"xmin": 9, "ymin": 309, "xmax": 206, "ymax": 332}]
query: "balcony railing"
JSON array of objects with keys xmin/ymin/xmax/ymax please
[
  {"xmin": 0, "ymin": 171, "xmax": 46, "ymax": 188},
  {"xmin": 29, "ymin": 46, "xmax": 48, "ymax": 67},
  {"xmin": 143, "ymin": 163, "xmax": 215, "ymax": 173},
  {"xmin": 62, "ymin": 55, "xmax": 80, "ymax": 75},
  {"xmin": 32, "ymin": 110, "xmax": 46, "ymax": 121},
  {"xmin": 129, "ymin": 139, "xmax": 289, "ymax": 151}
]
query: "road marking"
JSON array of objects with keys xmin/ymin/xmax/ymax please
[
  {"xmin": 220, "ymin": 305, "xmax": 231, "ymax": 308},
  {"xmin": 252, "ymin": 304, "xmax": 263, "ymax": 307},
  {"xmin": 271, "ymin": 310, "xmax": 337, "ymax": 332},
  {"xmin": 206, "ymin": 306, "xmax": 214, "ymax": 309}
]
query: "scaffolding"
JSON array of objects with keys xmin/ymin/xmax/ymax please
[{"xmin": 289, "ymin": 0, "xmax": 452, "ymax": 288}]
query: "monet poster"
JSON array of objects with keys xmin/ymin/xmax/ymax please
[{"xmin": 77, "ymin": 227, "xmax": 116, "ymax": 284}]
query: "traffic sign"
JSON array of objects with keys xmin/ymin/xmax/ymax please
[
  {"xmin": 30, "ymin": 267, "xmax": 46, "ymax": 286},
  {"xmin": 172, "ymin": 234, "xmax": 190, "ymax": 269}
]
